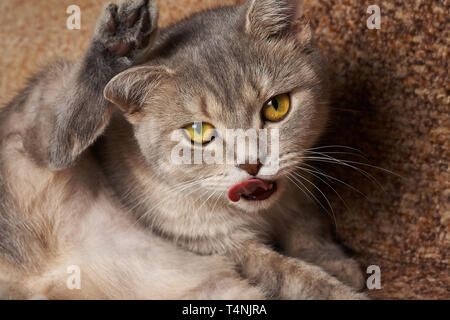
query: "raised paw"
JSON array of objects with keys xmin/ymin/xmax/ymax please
[{"xmin": 96, "ymin": 0, "xmax": 158, "ymax": 58}]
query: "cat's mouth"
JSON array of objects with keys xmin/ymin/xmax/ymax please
[{"xmin": 228, "ymin": 179, "xmax": 277, "ymax": 202}]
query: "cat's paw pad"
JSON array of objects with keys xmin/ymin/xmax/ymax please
[{"xmin": 97, "ymin": 0, "xmax": 157, "ymax": 57}]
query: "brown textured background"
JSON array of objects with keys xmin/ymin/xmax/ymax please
[{"xmin": 0, "ymin": 0, "xmax": 448, "ymax": 299}]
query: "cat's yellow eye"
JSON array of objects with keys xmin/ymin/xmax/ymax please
[
  {"xmin": 262, "ymin": 93, "xmax": 291, "ymax": 122},
  {"xmin": 184, "ymin": 122, "xmax": 216, "ymax": 145}
]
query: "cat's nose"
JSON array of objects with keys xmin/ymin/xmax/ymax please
[{"xmin": 239, "ymin": 161, "xmax": 263, "ymax": 176}]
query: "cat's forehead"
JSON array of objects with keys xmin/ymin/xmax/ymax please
[
  {"xmin": 177, "ymin": 38, "xmax": 299, "ymax": 96},
  {"xmin": 149, "ymin": 5, "xmax": 321, "ymax": 126},
  {"xmin": 172, "ymin": 39, "xmax": 313, "ymax": 124}
]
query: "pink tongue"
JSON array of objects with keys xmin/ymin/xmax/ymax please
[{"xmin": 228, "ymin": 179, "xmax": 270, "ymax": 202}]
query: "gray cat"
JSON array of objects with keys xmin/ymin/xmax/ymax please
[{"xmin": 0, "ymin": 0, "xmax": 366, "ymax": 299}]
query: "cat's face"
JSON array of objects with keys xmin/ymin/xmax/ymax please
[{"xmin": 105, "ymin": 0, "xmax": 328, "ymax": 213}]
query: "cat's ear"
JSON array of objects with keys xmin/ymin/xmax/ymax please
[
  {"xmin": 104, "ymin": 66, "xmax": 173, "ymax": 115},
  {"xmin": 245, "ymin": 0, "xmax": 311, "ymax": 42}
]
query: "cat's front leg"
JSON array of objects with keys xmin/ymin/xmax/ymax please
[
  {"xmin": 282, "ymin": 237, "xmax": 366, "ymax": 290},
  {"xmin": 231, "ymin": 241, "xmax": 367, "ymax": 300},
  {"xmin": 270, "ymin": 205, "xmax": 366, "ymax": 290},
  {"xmin": 48, "ymin": 0, "xmax": 158, "ymax": 169}
]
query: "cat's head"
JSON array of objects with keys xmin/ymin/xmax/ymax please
[{"xmin": 104, "ymin": 0, "xmax": 329, "ymax": 213}]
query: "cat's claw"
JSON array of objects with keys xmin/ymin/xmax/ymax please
[{"xmin": 97, "ymin": 0, "xmax": 157, "ymax": 58}]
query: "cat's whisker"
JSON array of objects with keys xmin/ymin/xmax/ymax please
[
  {"xmin": 300, "ymin": 162, "xmax": 334, "ymax": 184},
  {"xmin": 286, "ymin": 173, "xmax": 333, "ymax": 223},
  {"xmin": 305, "ymin": 150, "xmax": 368, "ymax": 160},
  {"xmin": 131, "ymin": 177, "xmax": 201, "ymax": 214},
  {"xmin": 300, "ymin": 156, "xmax": 385, "ymax": 192},
  {"xmin": 143, "ymin": 179, "xmax": 210, "ymax": 232},
  {"xmin": 286, "ymin": 174, "xmax": 311, "ymax": 202},
  {"xmin": 134, "ymin": 177, "xmax": 208, "ymax": 227},
  {"xmin": 336, "ymin": 159, "xmax": 403, "ymax": 179},
  {"xmin": 304, "ymin": 149, "xmax": 402, "ymax": 179},
  {"xmin": 172, "ymin": 188, "xmax": 213, "ymax": 233},
  {"xmin": 193, "ymin": 189, "xmax": 212, "ymax": 207},
  {"xmin": 305, "ymin": 145, "xmax": 365, "ymax": 155},
  {"xmin": 295, "ymin": 165, "xmax": 368, "ymax": 199},
  {"xmin": 211, "ymin": 191, "xmax": 225, "ymax": 214},
  {"xmin": 196, "ymin": 190, "xmax": 218, "ymax": 214},
  {"xmin": 295, "ymin": 166, "xmax": 353, "ymax": 217},
  {"xmin": 128, "ymin": 190, "xmax": 189, "ymax": 230},
  {"xmin": 291, "ymin": 171, "xmax": 337, "ymax": 227}
]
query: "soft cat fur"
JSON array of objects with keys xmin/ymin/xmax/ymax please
[{"xmin": 0, "ymin": 0, "xmax": 366, "ymax": 299}]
